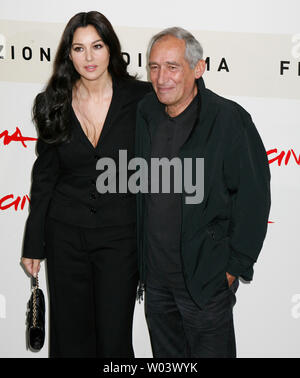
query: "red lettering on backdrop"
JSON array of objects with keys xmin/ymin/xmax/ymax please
[
  {"xmin": 267, "ymin": 149, "xmax": 300, "ymax": 166},
  {"xmin": 0, "ymin": 194, "xmax": 274, "ymax": 222},
  {"xmin": 1, "ymin": 146, "xmax": 282, "ymax": 220},
  {"xmin": 0, "ymin": 127, "xmax": 37, "ymax": 147},
  {"xmin": 291, "ymin": 149, "xmax": 300, "ymax": 164},
  {"xmin": 0, "ymin": 195, "xmax": 30, "ymax": 211},
  {"xmin": 0, "ymin": 130, "xmax": 298, "ymax": 166}
]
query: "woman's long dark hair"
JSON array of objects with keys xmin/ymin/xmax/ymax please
[{"xmin": 33, "ymin": 11, "xmax": 134, "ymax": 144}]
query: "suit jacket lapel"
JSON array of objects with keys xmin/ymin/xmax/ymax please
[
  {"xmin": 180, "ymin": 77, "xmax": 219, "ymax": 155},
  {"xmin": 96, "ymin": 78, "xmax": 127, "ymax": 148}
]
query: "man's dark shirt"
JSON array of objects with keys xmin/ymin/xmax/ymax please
[{"xmin": 145, "ymin": 94, "xmax": 200, "ymax": 288}]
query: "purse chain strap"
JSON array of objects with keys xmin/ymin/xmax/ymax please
[{"xmin": 32, "ymin": 275, "xmax": 39, "ymax": 328}]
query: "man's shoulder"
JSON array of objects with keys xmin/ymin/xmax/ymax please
[
  {"xmin": 137, "ymin": 91, "xmax": 160, "ymax": 115},
  {"xmin": 205, "ymin": 88, "xmax": 255, "ymax": 139},
  {"xmin": 138, "ymin": 90, "xmax": 158, "ymax": 106},
  {"xmin": 206, "ymin": 88, "xmax": 250, "ymax": 119},
  {"xmin": 124, "ymin": 78, "xmax": 152, "ymax": 95}
]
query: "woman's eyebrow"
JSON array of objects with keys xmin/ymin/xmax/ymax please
[{"xmin": 72, "ymin": 38, "xmax": 103, "ymax": 46}]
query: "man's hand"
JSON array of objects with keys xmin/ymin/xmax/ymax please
[
  {"xmin": 21, "ymin": 258, "xmax": 41, "ymax": 277},
  {"xmin": 226, "ymin": 272, "xmax": 236, "ymax": 288}
]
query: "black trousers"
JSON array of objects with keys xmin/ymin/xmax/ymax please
[
  {"xmin": 45, "ymin": 217, "xmax": 138, "ymax": 358},
  {"xmin": 145, "ymin": 278, "xmax": 238, "ymax": 358}
]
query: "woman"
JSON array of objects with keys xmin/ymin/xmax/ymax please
[{"xmin": 21, "ymin": 11, "xmax": 151, "ymax": 358}]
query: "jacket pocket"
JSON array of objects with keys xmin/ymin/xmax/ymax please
[{"xmin": 206, "ymin": 219, "xmax": 230, "ymax": 242}]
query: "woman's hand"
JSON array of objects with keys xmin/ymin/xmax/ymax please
[{"xmin": 21, "ymin": 258, "xmax": 41, "ymax": 277}]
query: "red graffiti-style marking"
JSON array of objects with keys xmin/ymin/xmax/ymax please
[
  {"xmin": 0, "ymin": 127, "xmax": 37, "ymax": 147},
  {"xmin": 0, "ymin": 128, "xmax": 298, "ymax": 168},
  {"xmin": 0, "ymin": 194, "xmax": 30, "ymax": 211},
  {"xmin": 1, "ymin": 146, "xmax": 284, "ymax": 219},
  {"xmin": 0, "ymin": 194, "xmax": 274, "ymax": 223},
  {"xmin": 267, "ymin": 149, "xmax": 300, "ymax": 166}
]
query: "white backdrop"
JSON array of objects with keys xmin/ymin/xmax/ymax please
[{"xmin": 0, "ymin": 0, "xmax": 300, "ymax": 358}]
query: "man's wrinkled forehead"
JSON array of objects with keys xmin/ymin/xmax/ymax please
[{"xmin": 149, "ymin": 35, "xmax": 187, "ymax": 63}]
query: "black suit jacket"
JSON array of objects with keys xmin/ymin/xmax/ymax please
[
  {"xmin": 136, "ymin": 77, "xmax": 271, "ymax": 308},
  {"xmin": 23, "ymin": 78, "xmax": 152, "ymax": 259}
]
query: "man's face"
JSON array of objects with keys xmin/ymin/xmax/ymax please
[{"xmin": 148, "ymin": 35, "xmax": 205, "ymax": 112}]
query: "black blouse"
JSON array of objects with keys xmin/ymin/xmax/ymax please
[{"xmin": 22, "ymin": 78, "xmax": 152, "ymax": 259}]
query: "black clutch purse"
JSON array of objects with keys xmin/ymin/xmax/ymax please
[{"xmin": 26, "ymin": 275, "xmax": 45, "ymax": 351}]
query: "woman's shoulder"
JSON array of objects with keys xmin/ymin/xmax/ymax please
[{"xmin": 121, "ymin": 77, "xmax": 152, "ymax": 97}]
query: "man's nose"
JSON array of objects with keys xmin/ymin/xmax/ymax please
[{"xmin": 157, "ymin": 67, "xmax": 168, "ymax": 85}]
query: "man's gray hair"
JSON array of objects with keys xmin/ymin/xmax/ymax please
[{"xmin": 147, "ymin": 27, "xmax": 203, "ymax": 69}]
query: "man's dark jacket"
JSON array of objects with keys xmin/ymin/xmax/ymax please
[{"xmin": 136, "ymin": 77, "xmax": 271, "ymax": 308}]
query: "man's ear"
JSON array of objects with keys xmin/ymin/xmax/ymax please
[{"xmin": 194, "ymin": 59, "xmax": 206, "ymax": 79}]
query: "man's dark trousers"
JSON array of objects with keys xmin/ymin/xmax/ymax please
[{"xmin": 145, "ymin": 278, "xmax": 239, "ymax": 358}]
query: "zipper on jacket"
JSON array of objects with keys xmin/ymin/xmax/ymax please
[
  {"xmin": 179, "ymin": 192, "xmax": 189, "ymax": 290},
  {"xmin": 137, "ymin": 281, "xmax": 145, "ymax": 303},
  {"xmin": 137, "ymin": 197, "xmax": 147, "ymax": 303},
  {"xmin": 137, "ymin": 132, "xmax": 151, "ymax": 303},
  {"xmin": 137, "ymin": 228, "xmax": 145, "ymax": 303}
]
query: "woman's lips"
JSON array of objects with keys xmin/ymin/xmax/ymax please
[{"xmin": 85, "ymin": 65, "xmax": 97, "ymax": 72}]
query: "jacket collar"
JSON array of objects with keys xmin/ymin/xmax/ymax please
[
  {"xmin": 147, "ymin": 76, "xmax": 216, "ymax": 132},
  {"xmin": 71, "ymin": 75, "xmax": 131, "ymax": 152},
  {"xmin": 93, "ymin": 75, "xmax": 131, "ymax": 146},
  {"xmin": 196, "ymin": 76, "xmax": 219, "ymax": 127}
]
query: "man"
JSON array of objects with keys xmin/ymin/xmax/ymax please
[{"xmin": 136, "ymin": 27, "xmax": 271, "ymax": 358}]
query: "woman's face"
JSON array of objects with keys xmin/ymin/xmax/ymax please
[{"xmin": 69, "ymin": 24, "xmax": 110, "ymax": 82}]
